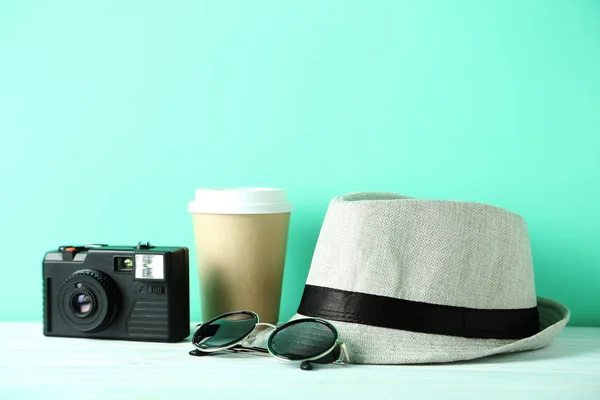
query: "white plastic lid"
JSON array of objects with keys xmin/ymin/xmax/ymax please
[{"xmin": 188, "ymin": 187, "xmax": 293, "ymax": 214}]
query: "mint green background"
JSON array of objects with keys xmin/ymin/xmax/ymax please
[{"xmin": 1, "ymin": 1, "xmax": 598, "ymax": 326}]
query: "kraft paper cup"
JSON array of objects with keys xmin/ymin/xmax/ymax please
[{"xmin": 188, "ymin": 188, "xmax": 292, "ymax": 324}]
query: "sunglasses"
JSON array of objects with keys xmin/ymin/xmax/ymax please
[{"xmin": 188, "ymin": 310, "xmax": 350, "ymax": 370}]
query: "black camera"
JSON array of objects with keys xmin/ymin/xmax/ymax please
[{"xmin": 42, "ymin": 242, "xmax": 190, "ymax": 342}]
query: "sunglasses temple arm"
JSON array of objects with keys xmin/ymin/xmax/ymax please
[
  {"xmin": 226, "ymin": 322, "xmax": 277, "ymax": 357},
  {"xmin": 239, "ymin": 322, "xmax": 276, "ymax": 346},
  {"xmin": 226, "ymin": 344, "xmax": 270, "ymax": 356},
  {"xmin": 337, "ymin": 341, "xmax": 350, "ymax": 364}
]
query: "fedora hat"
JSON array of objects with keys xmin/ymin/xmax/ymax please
[{"xmin": 285, "ymin": 192, "xmax": 570, "ymax": 364}]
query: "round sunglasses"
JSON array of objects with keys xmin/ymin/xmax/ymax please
[{"xmin": 189, "ymin": 310, "xmax": 350, "ymax": 370}]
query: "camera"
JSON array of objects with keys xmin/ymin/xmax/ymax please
[{"xmin": 43, "ymin": 242, "xmax": 190, "ymax": 342}]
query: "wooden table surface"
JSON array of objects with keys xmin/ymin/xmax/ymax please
[{"xmin": 0, "ymin": 323, "xmax": 598, "ymax": 399}]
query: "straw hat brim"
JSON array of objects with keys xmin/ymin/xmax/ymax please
[{"xmin": 287, "ymin": 296, "xmax": 570, "ymax": 364}]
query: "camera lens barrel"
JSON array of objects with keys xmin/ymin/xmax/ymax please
[{"xmin": 58, "ymin": 269, "xmax": 120, "ymax": 333}]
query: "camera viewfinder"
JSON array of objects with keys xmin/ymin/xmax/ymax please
[{"xmin": 115, "ymin": 257, "xmax": 133, "ymax": 272}]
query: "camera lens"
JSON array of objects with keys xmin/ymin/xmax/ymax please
[
  {"xmin": 70, "ymin": 292, "xmax": 94, "ymax": 317},
  {"xmin": 58, "ymin": 269, "xmax": 120, "ymax": 333}
]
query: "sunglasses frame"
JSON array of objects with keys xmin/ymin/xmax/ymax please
[
  {"xmin": 191, "ymin": 310, "xmax": 350, "ymax": 365},
  {"xmin": 192, "ymin": 310, "xmax": 274, "ymax": 354}
]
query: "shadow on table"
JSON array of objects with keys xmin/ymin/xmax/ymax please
[{"xmin": 180, "ymin": 329, "xmax": 595, "ymax": 367}]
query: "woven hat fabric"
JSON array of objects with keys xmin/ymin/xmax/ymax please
[{"xmin": 287, "ymin": 192, "xmax": 570, "ymax": 365}]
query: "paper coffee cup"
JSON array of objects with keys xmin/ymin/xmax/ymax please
[{"xmin": 188, "ymin": 188, "xmax": 292, "ymax": 324}]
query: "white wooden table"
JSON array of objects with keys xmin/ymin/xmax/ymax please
[{"xmin": 0, "ymin": 323, "xmax": 598, "ymax": 399}]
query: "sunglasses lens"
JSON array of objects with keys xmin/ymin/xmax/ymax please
[
  {"xmin": 193, "ymin": 311, "xmax": 257, "ymax": 350},
  {"xmin": 269, "ymin": 319, "xmax": 337, "ymax": 361}
]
